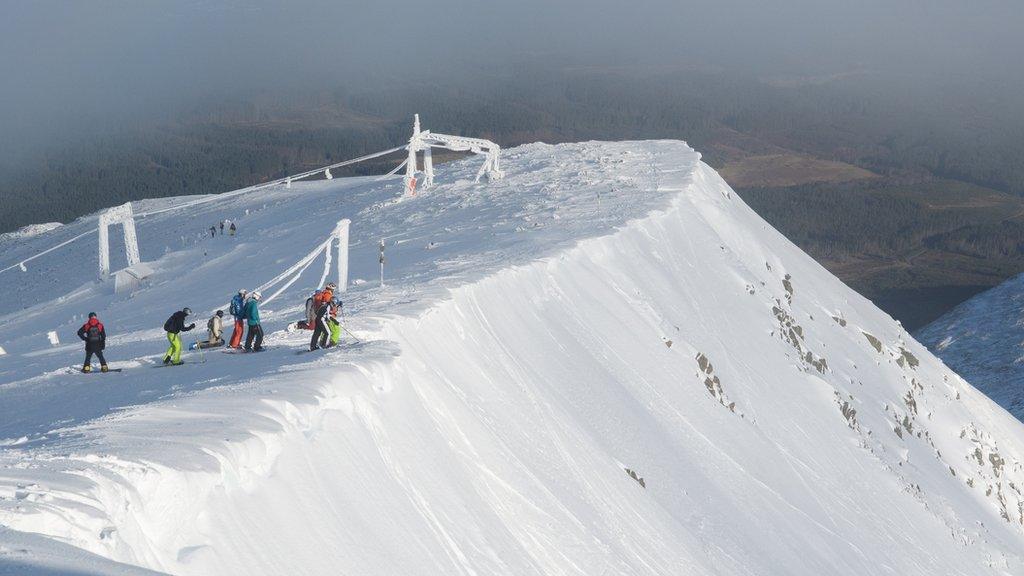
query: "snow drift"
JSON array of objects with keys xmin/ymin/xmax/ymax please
[{"xmin": 2, "ymin": 141, "xmax": 1024, "ymax": 575}]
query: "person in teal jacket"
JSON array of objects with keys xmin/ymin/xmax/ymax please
[{"xmin": 243, "ymin": 291, "xmax": 264, "ymax": 351}]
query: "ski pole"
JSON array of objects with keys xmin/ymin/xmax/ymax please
[
  {"xmin": 338, "ymin": 306, "xmax": 361, "ymax": 344},
  {"xmin": 340, "ymin": 324, "xmax": 362, "ymax": 344}
]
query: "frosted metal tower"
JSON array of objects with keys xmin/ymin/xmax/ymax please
[
  {"xmin": 97, "ymin": 202, "xmax": 141, "ymax": 278},
  {"xmin": 404, "ymin": 114, "xmax": 504, "ymax": 193}
]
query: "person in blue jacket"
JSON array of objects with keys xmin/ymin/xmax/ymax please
[{"xmin": 244, "ymin": 291, "xmax": 264, "ymax": 352}]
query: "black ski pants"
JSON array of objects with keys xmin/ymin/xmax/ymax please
[
  {"xmin": 85, "ymin": 349, "xmax": 106, "ymax": 366},
  {"xmin": 310, "ymin": 315, "xmax": 330, "ymax": 350},
  {"xmin": 245, "ymin": 324, "xmax": 264, "ymax": 351}
]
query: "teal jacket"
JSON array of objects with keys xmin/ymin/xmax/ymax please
[{"xmin": 244, "ymin": 299, "xmax": 261, "ymax": 326}]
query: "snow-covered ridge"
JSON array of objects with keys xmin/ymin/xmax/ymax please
[
  {"xmin": 918, "ymin": 273, "xmax": 1024, "ymax": 421},
  {"xmin": 2, "ymin": 141, "xmax": 1024, "ymax": 574},
  {"xmin": 0, "ymin": 222, "xmax": 62, "ymax": 243}
]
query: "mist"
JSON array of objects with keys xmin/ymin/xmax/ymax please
[{"xmin": 2, "ymin": 0, "xmax": 1022, "ymax": 159}]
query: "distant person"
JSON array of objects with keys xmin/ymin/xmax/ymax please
[
  {"xmin": 244, "ymin": 291, "xmax": 264, "ymax": 352},
  {"xmin": 163, "ymin": 308, "xmax": 196, "ymax": 365},
  {"xmin": 229, "ymin": 222, "xmax": 237, "ymax": 236},
  {"xmin": 77, "ymin": 312, "xmax": 107, "ymax": 373},
  {"xmin": 229, "ymin": 289, "xmax": 248, "ymax": 348},
  {"xmin": 209, "ymin": 225, "xmax": 216, "ymax": 238},
  {"xmin": 219, "ymin": 221, "xmax": 224, "ymax": 235}
]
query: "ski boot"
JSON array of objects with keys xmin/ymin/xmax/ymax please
[
  {"xmin": 82, "ymin": 364, "xmax": 92, "ymax": 373},
  {"xmin": 101, "ymin": 365, "xmax": 109, "ymax": 373}
]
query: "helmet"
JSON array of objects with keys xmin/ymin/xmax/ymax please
[
  {"xmin": 183, "ymin": 307, "xmax": 192, "ymax": 316},
  {"xmin": 325, "ymin": 282, "xmax": 337, "ymax": 291},
  {"xmin": 331, "ymin": 297, "xmax": 341, "ymax": 307},
  {"xmin": 88, "ymin": 312, "xmax": 97, "ymax": 319},
  {"xmin": 239, "ymin": 289, "xmax": 248, "ymax": 296},
  {"xmin": 216, "ymin": 310, "xmax": 224, "ymax": 317},
  {"xmin": 251, "ymin": 291, "xmax": 262, "ymax": 300}
]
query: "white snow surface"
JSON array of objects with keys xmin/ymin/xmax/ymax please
[
  {"xmin": 0, "ymin": 222, "xmax": 62, "ymax": 243},
  {"xmin": 918, "ymin": 273, "xmax": 1024, "ymax": 421},
  {"xmin": 1, "ymin": 140, "xmax": 1024, "ymax": 574}
]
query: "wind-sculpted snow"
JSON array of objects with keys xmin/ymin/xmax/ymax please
[
  {"xmin": 918, "ymin": 273, "xmax": 1024, "ymax": 421},
  {"xmin": 2, "ymin": 141, "xmax": 1024, "ymax": 574}
]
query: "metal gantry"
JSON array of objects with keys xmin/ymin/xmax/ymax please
[
  {"xmin": 97, "ymin": 202, "xmax": 141, "ymax": 278},
  {"xmin": 404, "ymin": 114, "xmax": 504, "ymax": 193}
]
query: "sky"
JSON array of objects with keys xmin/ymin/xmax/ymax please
[{"xmin": 1, "ymin": 0, "xmax": 1022, "ymax": 156}]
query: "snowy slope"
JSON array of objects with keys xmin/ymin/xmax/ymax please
[
  {"xmin": 918, "ymin": 273, "xmax": 1024, "ymax": 421},
  {"xmin": 2, "ymin": 140, "xmax": 1024, "ymax": 575}
]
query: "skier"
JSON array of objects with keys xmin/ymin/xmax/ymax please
[
  {"xmin": 244, "ymin": 291, "xmax": 264, "ymax": 352},
  {"xmin": 328, "ymin": 298, "xmax": 343, "ymax": 347},
  {"xmin": 328, "ymin": 316, "xmax": 342, "ymax": 347},
  {"xmin": 163, "ymin": 308, "xmax": 196, "ymax": 365},
  {"xmin": 229, "ymin": 289, "xmax": 248, "ymax": 348},
  {"xmin": 309, "ymin": 296, "xmax": 334, "ymax": 350},
  {"xmin": 198, "ymin": 310, "xmax": 225, "ymax": 348},
  {"xmin": 77, "ymin": 312, "xmax": 108, "ymax": 372},
  {"xmin": 315, "ymin": 282, "xmax": 336, "ymax": 309},
  {"xmin": 303, "ymin": 289, "xmax": 322, "ymax": 329},
  {"xmin": 209, "ymin": 225, "xmax": 216, "ymax": 238},
  {"xmin": 219, "ymin": 221, "xmax": 224, "ymax": 235},
  {"xmin": 229, "ymin": 222, "xmax": 237, "ymax": 236}
]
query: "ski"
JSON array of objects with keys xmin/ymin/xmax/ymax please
[
  {"xmin": 296, "ymin": 345, "xmax": 343, "ymax": 355},
  {"xmin": 74, "ymin": 367, "xmax": 124, "ymax": 373}
]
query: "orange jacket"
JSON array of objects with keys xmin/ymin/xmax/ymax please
[{"xmin": 314, "ymin": 288, "xmax": 333, "ymax": 306}]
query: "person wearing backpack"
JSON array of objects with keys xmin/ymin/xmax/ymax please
[
  {"xmin": 244, "ymin": 292, "xmax": 265, "ymax": 352},
  {"xmin": 303, "ymin": 290, "xmax": 321, "ymax": 329},
  {"xmin": 229, "ymin": 289, "xmax": 248, "ymax": 348},
  {"xmin": 309, "ymin": 297, "xmax": 334, "ymax": 351},
  {"xmin": 163, "ymin": 308, "xmax": 196, "ymax": 365},
  {"xmin": 316, "ymin": 283, "xmax": 336, "ymax": 307},
  {"xmin": 208, "ymin": 310, "xmax": 224, "ymax": 343},
  {"xmin": 77, "ymin": 312, "xmax": 108, "ymax": 372},
  {"xmin": 191, "ymin": 310, "xmax": 225, "ymax": 350}
]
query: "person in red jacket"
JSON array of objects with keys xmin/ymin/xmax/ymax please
[{"xmin": 77, "ymin": 312, "xmax": 108, "ymax": 373}]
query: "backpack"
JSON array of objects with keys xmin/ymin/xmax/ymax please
[
  {"xmin": 207, "ymin": 317, "xmax": 216, "ymax": 332},
  {"xmin": 87, "ymin": 325, "xmax": 102, "ymax": 342},
  {"xmin": 230, "ymin": 296, "xmax": 241, "ymax": 317}
]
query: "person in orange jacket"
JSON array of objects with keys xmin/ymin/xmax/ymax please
[{"xmin": 315, "ymin": 283, "xmax": 336, "ymax": 306}]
